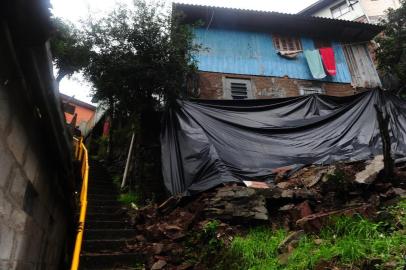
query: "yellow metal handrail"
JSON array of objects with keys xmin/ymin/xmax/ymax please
[{"xmin": 71, "ymin": 137, "xmax": 89, "ymax": 270}]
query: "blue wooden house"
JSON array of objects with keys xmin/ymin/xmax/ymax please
[{"xmin": 173, "ymin": 3, "xmax": 382, "ymax": 99}]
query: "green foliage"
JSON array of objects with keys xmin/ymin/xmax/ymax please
[
  {"xmin": 201, "ymin": 220, "xmax": 223, "ymax": 253},
  {"xmin": 216, "ymin": 200, "xmax": 406, "ymax": 270},
  {"xmin": 203, "ymin": 220, "xmax": 221, "ymax": 237},
  {"xmin": 82, "ymin": 0, "xmax": 200, "ymax": 117},
  {"xmin": 216, "ymin": 228, "xmax": 287, "ymax": 270},
  {"xmin": 50, "ymin": 17, "xmax": 91, "ymax": 83},
  {"xmin": 182, "ymin": 220, "xmax": 224, "ymax": 267},
  {"xmin": 95, "ymin": 136, "xmax": 109, "ymax": 159},
  {"xmin": 118, "ymin": 191, "xmax": 140, "ymax": 205},
  {"xmin": 375, "ymin": 0, "xmax": 406, "ymax": 95},
  {"xmin": 325, "ymin": 170, "xmax": 345, "ymax": 184}
]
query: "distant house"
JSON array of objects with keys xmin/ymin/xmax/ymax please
[
  {"xmin": 174, "ymin": 3, "xmax": 383, "ymax": 99},
  {"xmin": 298, "ymin": 0, "xmax": 401, "ymax": 24},
  {"xmin": 60, "ymin": 93, "xmax": 96, "ymax": 130}
]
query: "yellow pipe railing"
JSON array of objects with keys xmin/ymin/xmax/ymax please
[{"xmin": 70, "ymin": 137, "xmax": 89, "ymax": 270}]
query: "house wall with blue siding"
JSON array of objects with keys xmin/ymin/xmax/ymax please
[{"xmin": 193, "ymin": 28, "xmax": 352, "ymax": 84}]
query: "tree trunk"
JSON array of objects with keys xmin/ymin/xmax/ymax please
[
  {"xmin": 374, "ymin": 104, "xmax": 394, "ymax": 179},
  {"xmin": 55, "ymin": 70, "xmax": 69, "ymax": 88}
]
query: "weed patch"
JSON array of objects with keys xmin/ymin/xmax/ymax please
[
  {"xmin": 118, "ymin": 191, "xmax": 140, "ymax": 205},
  {"xmin": 216, "ymin": 199, "xmax": 406, "ymax": 270}
]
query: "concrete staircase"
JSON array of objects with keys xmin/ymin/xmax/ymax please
[{"xmin": 80, "ymin": 160, "xmax": 140, "ymax": 270}]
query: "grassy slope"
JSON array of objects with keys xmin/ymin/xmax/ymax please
[{"xmin": 215, "ymin": 199, "xmax": 406, "ymax": 270}]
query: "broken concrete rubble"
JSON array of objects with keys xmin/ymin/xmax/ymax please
[
  {"xmin": 204, "ymin": 186, "xmax": 269, "ymax": 222},
  {"xmin": 125, "ymin": 157, "xmax": 406, "ymax": 269},
  {"xmin": 151, "ymin": 259, "xmax": 167, "ymax": 270},
  {"xmin": 355, "ymin": 155, "xmax": 384, "ymax": 184}
]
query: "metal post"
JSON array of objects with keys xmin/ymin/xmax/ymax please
[{"xmin": 121, "ymin": 132, "xmax": 135, "ymax": 189}]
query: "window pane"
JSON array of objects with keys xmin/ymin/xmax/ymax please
[
  {"xmin": 281, "ymin": 39, "xmax": 288, "ymax": 51},
  {"xmin": 341, "ymin": 4, "xmax": 350, "ymax": 13},
  {"xmin": 273, "ymin": 35, "xmax": 280, "ymax": 50},
  {"xmin": 295, "ymin": 39, "xmax": 302, "ymax": 50},
  {"xmin": 331, "ymin": 8, "xmax": 341, "ymax": 18},
  {"xmin": 273, "ymin": 35, "xmax": 301, "ymax": 51}
]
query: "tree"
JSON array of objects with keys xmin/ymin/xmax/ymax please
[
  {"xmin": 82, "ymin": 0, "xmax": 199, "ymax": 155},
  {"xmin": 83, "ymin": 1, "xmax": 199, "ymax": 112},
  {"xmin": 50, "ymin": 17, "xmax": 91, "ymax": 84},
  {"xmin": 375, "ymin": 1, "xmax": 406, "ymax": 96},
  {"xmin": 80, "ymin": 1, "xmax": 199, "ymax": 198}
]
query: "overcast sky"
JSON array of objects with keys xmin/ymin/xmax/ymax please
[{"xmin": 50, "ymin": 0, "xmax": 317, "ymax": 104}]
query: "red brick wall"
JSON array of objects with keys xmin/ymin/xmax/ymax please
[{"xmin": 197, "ymin": 72, "xmax": 356, "ymax": 99}]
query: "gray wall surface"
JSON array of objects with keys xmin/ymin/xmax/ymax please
[
  {"xmin": 0, "ymin": 61, "xmax": 69, "ymax": 270},
  {"xmin": 0, "ymin": 6, "xmax": 75, "ymax": 268}
]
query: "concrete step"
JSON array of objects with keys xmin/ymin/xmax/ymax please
[
  {"xmin": 87, "ymin": 205, "xmax": 124, "ymax": 214},
  {"xmin": 88, "ymin": 193, "xmax": 118, "ymax": 200},
  {"xmin": 87, "ymin": 199, "xmax": 121, "ymax": 207},
  {"xmin": 87, "ymin": 187, "xmax": 119, "ymax": 195},
  {"xmin": 82, "ymin": 239, "xmax": 137, "ymax": 253},
  {"xmin": 80, "ymin": 253, "xmax": 142, "ymax": 269},
  {"xmin": 88, "ymin": 183, "xmax": 117, "ymax": 190},
  {"xmin": 84, "ymin": 229, "xmax": 136, "ymax": 240},
  {"xmin": 86, "ymin": 212, "xmax": 128, "ymax": 221},
  {"xmin": 86, "ymin": 220, "xmax": 132, "ymax": 230}
]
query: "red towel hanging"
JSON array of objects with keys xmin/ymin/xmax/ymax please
[{"xmin": 319, "ymin": 47, "xmax": 336, "ymax": 76}]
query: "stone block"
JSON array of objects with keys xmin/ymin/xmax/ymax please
[
  {"xmin": 0, "ymin": 259, "xmax": 15, "ymax": 270},
  {"xmin": 9, "ymin": 209, "xmax": 27, "ymax": 232},
  {"xmin": 23, "ymin": 148, "xmax": 38, "ymax": 183},
  {"xmin": 33, "ymin": 169, "xmax": 52, "ymax": 206},
  {"xmin": 0, "ymin": 191, "xmax": 13, "ymax": 220},
  {"xmin": 0, "ymin": 142, "xmax": 13, "ymax": 189},
  {"xmin": 11, "ymin": 232, "xmax": 25, "ymax": 263},
  {"xmin": 14, "ymin": 261, "xmax": 36, "ymax": 270},
  {"xmin": 0, "ymin": 86, "xmax": 11, "ymax": 132},
  {"xmin": 0, "ymin": 223, "xmax": 14, "ymax": 260},
  {"xmin": 6, "ymin": 117, "xmax": 28, "ymax": 165},
  {"xmin": 9, "ymin": 167, "xmax": 28, "ymax": 206},
  {"xmin": 13, "ymin": 219, "xmax": 43, "ymax": 264}
]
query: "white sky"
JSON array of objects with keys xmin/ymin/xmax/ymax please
[{"xmin": 50, "ymin": 0, "xmax": 317, "ymax": 104}]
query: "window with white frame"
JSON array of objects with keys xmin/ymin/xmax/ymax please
[
  {"xmin": 224, "ymin": 78, "xmax": 253, "ymax": 100},
  {"xmin": 299, "ymin": 86, "xmax": 325, "ymax": 96},
  {"xmin": 331, "ymin": 1, "xmax": 351, "ymax": 18},
  {"xmin": 273, "ymin": 35, "xmax": 302, "ymax": 52}
]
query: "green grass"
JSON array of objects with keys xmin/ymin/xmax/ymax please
[
  {"xmin": 118, "ymin": 191, "xmax": 140, "ymax": 205},
  {"xmin": 216, "ymin": 199, "xmax": 406, "ymax": 270},
  {"xmin": 218, "ymin": 228, "xmax": 287, "ymax": 270}
]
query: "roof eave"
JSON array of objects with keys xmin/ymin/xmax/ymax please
[{"xmin": 173, "ymin": 3, "xmax": 383, "ymax": 42}]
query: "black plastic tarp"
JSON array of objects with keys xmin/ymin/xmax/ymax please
[{"xmin": 161, "ymin": 89, "xmax": 406, "ymax": 195}]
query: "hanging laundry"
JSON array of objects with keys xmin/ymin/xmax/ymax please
[
  {"xmin": 319, "ymin": 47, "xmax": 337, "ymax": 76},
  {"xmin": 277, "ymin": 50, "xmax": 301, "ymax": 60},
  {"xmin": 304, "ymin": 50, "xmax": 326, "ymax": 79}
]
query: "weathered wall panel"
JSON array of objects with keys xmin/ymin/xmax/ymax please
[
  {"xmin": 193, "ymin": 28, "xmax": 352, "ymax": 83},
  {"xmin": 343, "ymin": 44, "xmax": 381, "ymax": 88}
]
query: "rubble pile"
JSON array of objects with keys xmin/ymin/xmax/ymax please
[{"xmin": 125, "ymin": 157, "xmax": 406, "ymax": 269}]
